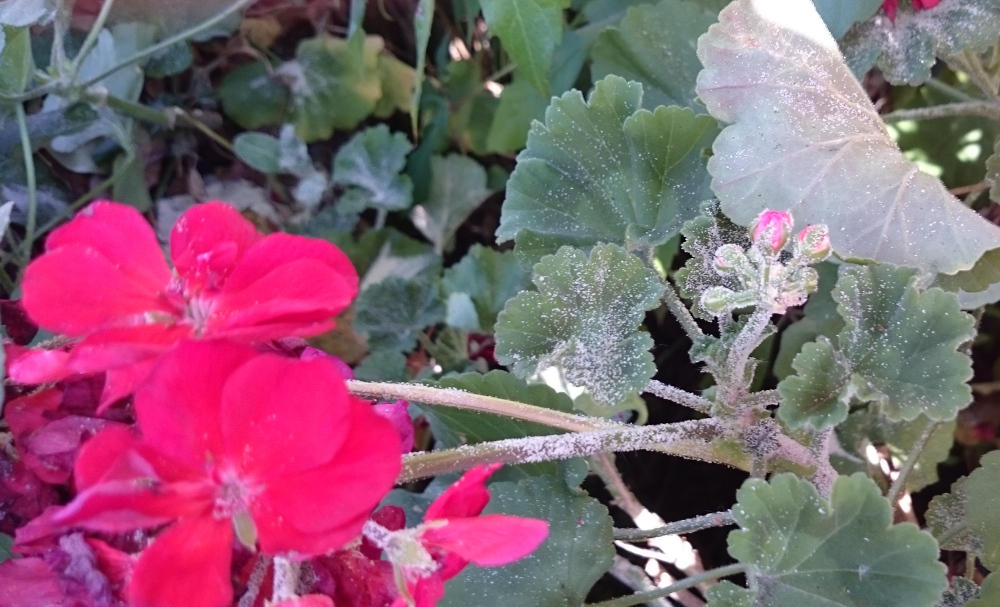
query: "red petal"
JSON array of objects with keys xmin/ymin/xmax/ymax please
[
  {"xmin": 270, "ymin": 595, "xmax": 335, "ymax": 607},
  {"xmin": 0, "ymin": 557, "xmax": 65, "ymax": 607},
  {"xmin": 68, "ymin": 325, "xmax": 188, "ymax": 373},
  {"xmin": 128, "ymin": 516, "xmax": 234, "ymax": 607},
  {"xmin": 421, "ymin": 515, "xmax": 549, "ymax": 567},
  {"xmin": 7, "ymin": 348, "xmax": 73, "ymax": 384},
  {"xmin": 170, "ymin": 202, "xmax": 261, "ymax": 288},
  {"xmin": 135, "ymin": 340, "xmax": 258, "ymax": 469},
  {"xmin": 219, "ymin": 354, "xmax": 354, "ymax": 479},
  {"xmin": 882, "ymin": 0, "xmax": 898, "ymax": 20},
  {"xmin": 99, "ymin": 359, "xmax": 157, "ymax": 412},
  {"xmin": 223, "ymin": 233, "xmax": 358, "ymax": 296},
  {"xmin": 425, "ymin": 464, "xmax": 501, "ymax": 521},
  {"xmin": 373, "ymin": 400, "xmax": 414, "ymax": 452},
  {"xmin": 251, "ymin": 398, "xmax": 400, "ymax": 556}
]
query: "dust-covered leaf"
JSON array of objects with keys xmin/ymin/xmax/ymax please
[
  {"xmin": 479, "ymin": 0, "xmax": 567, "ymax": 96},
  {"xmin": 964, "ymin": 451, "xmax": 1000, "ymax": 570},
  {"xmin": 695, "ymin": 0, "xmax": 1000, "ymax": 276},
  {"xmin": 353, "ymin": 274, "xmax": 445, "ymax": 353},
  {"xmin": 721, "ymin": 473, "xmax": 947, "ymax": 607},
  {"xmin": 968, "ymin": 574, "xmax": 1000, "ymax": 607},
  {"xmin": 675, "ymin": 200, "xmax": 750, "ymax": 320},
  {"xmin": 926, "ymin": 477, "xmax": 984, "ymax": 554},
  {"xmin": 442, "ymin": 245, "xmax": 531, "ymax": 332},
  {"xmin": 937, "ymin": 578, "xmax": 982, "ymax": 607},
  {"xmin": 411, "ymin": 154, "xmax": 491, "ymax": 254},
  {"xmin": 495, "ymin": 243, "xmax": 663, "ymax": 406},
  {"xmin": 332, "ymin": 124, "xmax": 413, "ymax": 215},
  {"xmin": 497, "ymin": 75, "xmax": 717, "ymax": 265},
  {"xmin": 218, "ymin": 62, "xmax": 289, "ymax": 130},
  {"xmin": 590, "ymin": 0, "xmax": 715, "ymax": 111},
  {"xmin": 841, "ymin": 0, "xmax": 1000, "ymax": 85},
  {"xmin": 774, "ymin": 262, "xmax": 843, "ymax": 379}
]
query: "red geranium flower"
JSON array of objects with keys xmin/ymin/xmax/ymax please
[
  {"xmin": 13, "ymin": 201, "xmax": 358, "ymax": 408},
  {"xmin": 882, "ymin": 0, "xmax": 941, "ymax": 21},
  {"xmin": 364, "ymin": 464, "xmax": 549, "ymax": 607},
  {"xmin": 23, "ymin": 340, "xmax": 401, "ymax": 607}
]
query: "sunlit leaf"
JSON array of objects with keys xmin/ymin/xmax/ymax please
[
  {"xmin": 695, "ymin": 0, "xmax": 1000, "ymax": 276},
  {"xmin": 442, "ymin": 245, "xmax": 531, "ymax": 332},
  {"xmin": 964, "ymin": 451, "xmax": 1000, "ymax": 570},
  {"xmin": 496, "ymin": 75, "xmax": 717, "ymax": 265},
  {"xmin": 411, "ymin": 154, "xmax": 491, "ymax": 254},
  {"xmin": 718, "ymin": 473, "xmax": 947, "ymax": 607},
  {"xmin": 495, "ymin": 243, "xmax": 663, "ymax": 406},
  {"xmin": 479, "ymin": 0, "xmax": 568, "ymax": 96},
  {"xmin": 332, "ymin": 124, "xmax": 413, "ymax": 215}
]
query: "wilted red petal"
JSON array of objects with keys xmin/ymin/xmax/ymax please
[
  {"xmin": 373, "ymin": 400, "xmax": 414, "ymax": 453},
  {"xmin": 170, "ymin": 202, "xmax": 261, "ymax": 289},
  {"xmin": 389, "ymin": 575, "xmax": 444, "ymax": 607},
  {"xmin": 20, "ymin": 415, "xmax": 114, "ymax": 484},
  {"xmin": 5, "ymin": 389, "xmax": 63, "ymax": 438},
  {"xmin": 99, "ymin": 359, "xmax": 157, "ymax": 412},
  {"xmin": 421, "ymin": 515, "xmax": 549, "ymax": 567},
  {"xmin": 84, "ymin": 537, "xmax": 134, "ymax": 600},
  {"xmin": 7, "ymin": 348, "xmax": 73, "ymax": 384},
  {"xmin": 270, "ymin": 595, "xmax": 335, "ymax": 607},
  {"xmin": 128, "ymin": 515, "xmax": 234, "ymax": 607},
  {"xmin": 424, "ymin": 464, "xmax": 501, "ymax": 521},
  {"xmin": 312, "ymin": 549, "xmax": 397, "ymax": 607},
  {"xmin": 0, "ymin": 557, "xmax": 65, "ymax": 607}
]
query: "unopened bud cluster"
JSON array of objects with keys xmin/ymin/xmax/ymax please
[{"xmin": 701, "ymin": 209, "xmax": 831, "ymax": 316}]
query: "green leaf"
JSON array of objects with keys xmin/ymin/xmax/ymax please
[
  {"xmin": 936, "ymin": 577, "xmax": 981, "ymax": 607},
  {"xmin": 812, "ymin": 0, "xmax": 882, "ymax": 39},
  {"xmin": 332, "ymin": 124, "xmax": 413, "ymax": 215},
  {"xmin": 774, "ymin": 262, "xmax": 843, "ymax": 379},
  {"xmin": 779, "ymin": 264, "xmax": 975, "ymax": 429},
  {"xmin": 0, "ymin": 25, "xmax": 32, "ymax": 95},
  {"xmin": 695, "ymin": 0, "xmax": 1000, "ymax": 276},
  {"xmin": 675, "ymin": 200, "xmax": 751, "ymax": 320},
  {"xmin": 233, "ymin": 132, "xmax": 282, "ymax": 174},
  {"xmin": 146, "ymin": 42, "xmax": 193, "ymax": 78},
  {"xmin": 495, "ymin": 243, "xmax": 663, "ymax": 406},
  {"xmin": 964, "ymin": 451, "xmax": 1000, "ymax": 570},
  {"xmin": 373, "ymin": 53, "xmax": 414, "ymax": 119},
  {"xmin": 722, "ymin": 473, "xmax": 947, "ymax": 607},
  {"xmin": 841, "ymin": 0, "xmax": 1000, "ymax": 85},
  {"xmin": 496, "ymin": 75, "xmax": 718, "ymax": 265},
  {"xmin": 410, "ymin": 0, "xmax": 433, "ymax": 133},
  {"xmin": 353, "ymin": 348, "xmax": 410, "ymax": 382},
  {"xmin": 479, "ymin": 0, "xmax": 567, "ymax": 96},
  {"xmin": 419, "ymin": 371, "xmax": 576, "ymax": 479},
  {"xmin": 926, "ymin": 477, "xmax": 984, "ymax": 554},
  {"xmin": 968, "ymin": 574, "xmax": 1000, "ymax": 607},
  {"xmin": 442, "ymin": 245, "xmax": 531, "ymax": 332},
  {"xmin": 0, "ymin": 532, "xmax": 11, "ymax": 564},
  {"xmin": 411, "ymin": 154, "xmax": 491, "ymax": 254},
  {"xmin": 440, "ymin": 474, "xmax": 614, "ymax": 607},
  {"xmin": 989, "ymin": 135, "xmax": 1000, "ymax": 203},
  {"xmin": 283, "ymin": 33, "xmax": 382, "ymax": 142},
  {"xmin": 111, "ymin": 150, "xmax": 152, "ymax": 211},
  {"xmin": 353, "ymin": 274, "xmax": 445, "ymax": 353},
  {"xmin": 590, "ymin": 0, "xmax": 715, "ymax": 111},
  {"xmin": 485, "ymin": 79, "xmax": 548, "ymax": 153},
  {"xmin": 218, "ymin": 62, "xmax": 289, "ymax": 130}
]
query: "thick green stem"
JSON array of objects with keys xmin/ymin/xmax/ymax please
[
  {"xmin": 399, "ymin": 418, "xmax": 730, "ymax": 482},
  {"xmin": 886, "ymin": 419, "xmax": 940, "ymax": 505},
  {"xmin": 882, "ymin": 101, "xmax": 1000, "ymax": 123},
  {"xmin": 645, "ymin": 380, "xmax": 713, "ymax": 414},
  {"xmin": 585, "ymin": 563, "xmax": 747, "ymax": 607},
  {"xmin": 15, "ymin": 103, "xmax": 37, "ymax": 273},
  {"xmin": 614, "ymin": 511, "xmax": 735, "ymax": 542}
]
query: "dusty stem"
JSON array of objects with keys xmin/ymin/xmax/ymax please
[
  {"xmin": 882, "ymin": 101, "xmax": 1000, "ymax": 123},
  {"xmin": 662, "ymin": 281, "xmax": 703, "ymax": 342},
  {"xmin": 585, "ymin": 564, "xmax": 747, "ymax": 607},
  {"xmin": 886, "ymin": 419, "xmax": 940, "ymax": 506},
  {"xmin": 719, "ymin": 308, "xmax": 771, "ymax": 405},
  {"xmin": 645, "ymin": 380, "xmax": 713, "ymax": 414},
  {"xmin": 271, "ymin": 557, "xmax": 300, "ymax": 603},
  {"xmin": 614, "ymin": 511, "xmax": 735, "ymax": 542}
]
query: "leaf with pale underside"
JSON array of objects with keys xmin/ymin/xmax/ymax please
[
  {"xmin": 926, "ymin": 477, "xmax": 983, "ymax": 555},
  {"xmin": 495, "ymin": 244, "xmax": 663, "ymax": 406},
  {"xmin": 695, "ymin": 0, "xmax": 1000, "ymax": 277},
  {"xmin": 711, "ymin": 473, "xmax": 947, "ymax": 607},
  {"xmin": 331, "ymin": 124, "xmax": 413, "ymax": 215},
  {"xmin": 496, "ymin": 75, "xmax": 717, "ymax": 266},
  {"xmin": 964, "ymin": 451, "xmax": 1000, "ymax": 571}
]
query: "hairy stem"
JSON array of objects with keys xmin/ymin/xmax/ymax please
[
  {"xmin": 592, "ymin": 452, "xmax": 647, "ymax": 518},
  {"xmin": 719, "ymin": 307, "xmax": 771, "ymax": 405},
  {"xmin": 882, "ymin": 101, "xmax": 1000, "ymax": 123},
  {"xmin": 741, "ymin": 389, "xmax": 780, "ymax": 408},
  {"xmin": 347, "ymin": 380, "xmax": 613, "ymax": 433},
  {"xmin": 614, "ymin": 511, "xmax": 735, "ymax": 542},
  {"xmin": 886, "ymin": 419, "xmax": 940, "ymax": 505},
  {"xmin": 662, "ymin": 281, "xmax": 703, "ymax": 342},
  {"xmin": 645, "ymin": 380, "xmax": 713, "ymax": 414},
  {"xmin": 585, "ymin": 564, "xmax": 747, "ymax": 607},
  {"xmin": 15, "ymin": 103, "xmax": 37, "ymax": 273},
  {"xmin": 271, "ymin": 557, "xmax": 300, "ymax": 602},
  {"xmin": 399, "ymin": 418, "xmax": 731, "ymax": 482}
]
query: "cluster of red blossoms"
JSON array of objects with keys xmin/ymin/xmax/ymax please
[
  {"xmin": 880, "ymin": 0, "xmax": 940, "ymax": 22},
  {"xmin": 0, "ymin": 201, "xmax": 548, "ymax": 607}
]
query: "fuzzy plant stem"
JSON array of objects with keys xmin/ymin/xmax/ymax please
[
  {"xmin": 662, "ymin": 281, "xmax": 703, "ymax": 342},
  {"xmin": 719, "ymin": 307, "xmax": 772, "ymax": 405},
  {"xmin": 347, "ymin": 380, "xmax": 613, "ymax": 432},
  {"xmin": 741, "ymin": 389, "xmax": 780, "ymax": 408},
  {"xmin": 399, "ymin": 418, "xmax": 730, "ymax": 482},
  {"xmin": 271, "ymin": 557, "xmax": 301, "ymax": 603},
  {"xmin": 586, "ymin": 563, "xmax": 747, "ymax": 607},
  {"xmin": 886, "ymin": 420, "xmax": 941, "ymax": 505},
  {"xmin": 881, "ymin": 101, "xmax": 1000, "ymax": 123},
  {"xmin": 645, "ymin": 380, "xmax": 713, "ymax": 414},
  {"xmin": 614, "ymin": 511, "xmax": 735, "ymax": 542}
]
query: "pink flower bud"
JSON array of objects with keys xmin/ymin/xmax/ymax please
[
  {"xmin": 797, "ymin": 224, "xmax": 831, "ymax": 262},
  {"xmin": 750, "ymin": 210, "xmax": 793, "ymax": 255}
]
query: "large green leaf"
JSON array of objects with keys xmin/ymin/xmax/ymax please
[
  {"xmin": 485, "ymin": 79, "xmax": 548, "ymax": 153},
  {"xmin": 841, "ymin": 0, "xmax": 1000, "ymax": 85},
  {"xmin": 968, "ymin": 574, "xmax": 1000, "ymax": 607},
  {"xmin": 590, "ymin": 0, "xmax": 715, "ymax": 111},
  {"xmin": 353, "ymin": 274, "xmax": 445, "ymax": 353},
  {"xmin": 778, "ymin": 265, "xmax": 975, "ymax": 429},
  {"xmin": 331, "ymin": 124, "xmax": 413, "ymax": 215},
  {"xmin": 479, "ymin": 0, "xmax": 567, "ymax": 96},
  {"xmin": 713, "ymin": 473, "xmax": 947, "ymax": 607},
  {"xmin": 926, "ymin": 477, "xmax": 984, "ymax": 555},
  {"xmin": 442, "ymin": 245, "xmax": 531, "ymax": 332},
  {"xmin": 496, "ymin": 75, "xmax": 717, "ymax": 265},
  {"xmin": 964, "ymin": 451, "xmax": 1000, "ymax": 570},
  {"xmin": 812, "ymin": 0, "xmax": 882, "ymax": 39},
  {"xmin": 495, "ymin": 243, "xmax": 663, "ymax": 406},
  {"xmin": 411, "ymin": 155, "xmax": 492, "ymax": 254},
  {"xmin": 695, "ymin": 0, "xmax": 1000, "ymax": 277},
  {"xmin": 440, "ymin": 474, "xmax": 614, "ymax": 607}
]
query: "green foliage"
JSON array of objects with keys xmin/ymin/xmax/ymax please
[
  {"xmin": 812, "ymin": 0, "xmax": 882, "ymax": 39},
  {"xmin": 964, "ymin": 451, "xmax": 1000, "ymax": 570},
  {"xmin": 696, "ymin": 0, "xmax": 1000, "ymax": 277},
  {"xmin": 479, "ymin": 0, "xmax": 568, "ymax": 96},
  {"xmin": 938, "ymin": 578, "xmax": 982, "ymax": 607},
  {"xmin": 773, "ymin": 262, "xmax": 843, "ymax": 379},
  {"xmin": 968, "ymin": 574, "xmax": 1000, "ymax": 607},
  {"xmin": 714, "ymin": 473, "xmax": 947, "ymax": 607},
  {"xmin": 218, "ymin": 62, "xmax": 289, "ymax": 130},
  {"xmin": 440, "ymin": 474, "xmax": 614, "ymax": 607},
  {"xmin": 411, "ymin": 154, "xmax": 491, "ymax": 254},
  {"xmin": 331, "ymin": 124, "xmax": 413, "ymax": 215},
  {"xmin": 926, "ymin": 477, "xmax": 984, "ymax": 554},
  {"xmin": 989, "ymin": 136, "xmax": 1000, "ymax": 202},
  {"xmin": 442, "ymin": 245, "xmax": 531, "ymax": 332},
  {"xmin": 495, "ymin": 243, "xmax": 663, "ymax": 406},
  {"xmin": 496, "ymin": 75, "xmax": 717, "ymax": 265},
  {"xmin": 0, "ymin": 25, "xmax": 32, "ymax": 95},
  {"xmin": 0, "ymin": 532, "xmax": 11, "ymax": 564},
  {"xmin": 410, "ymin": 0, "xmax": 433, "ymax": 132},
  {"xmin": 841, "ymin": 0, "xmax": 1000, "ymax": 85},
  {"xmin": 233, "ymin": 132, "xmax": 282, "ymax": 174},
  {"xmin": 779, "ymin": 265, "xmax": 975, "ymax": 429},
  {"xmin": 590, "ymin": 0, "xmax": 715, "ymax": 111},
  {"xmin": 675, "ymin": 201, "xmax": 751, "ymax": 320},
  {"xmin": 485, "ymin": 79, "xmax": 548, "ymax": 153},
  {"xmin": 353, "ymin": 274, "xmax": 445, "ymax": 353}
]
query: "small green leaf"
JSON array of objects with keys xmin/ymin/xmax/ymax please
[
  {"xmin": 937, "ymin": 577, "xmax": 981, "ymax": 607},
  {"xmin": 485, "ymin": 79, "xmax": 548, "ymax": 153},
  {"xmin": 723, "ymin": 473, "xmax": 947, "ymax": 607},
  {"xmin": 353, "ymin": 274, "xmax": 445, "ymax": 353},
  {"xmin": 218, "ymin": 62, "xmax": 289, "ymax": 130},
  {"xmin": 354, "ymin": 349, "xmax": 410, "ymax": 382},
  {"xmin": 590, "ymin": 0, "xmax": 715, "ymax": 111},
  {"xmin": 332, "ymin": 124, "xmax": 413, "ymax": 215},
  {"xmin": 479, "ymin": 0, "xmax": 567, "ymax": 96},
  {"xmin": 111, "ymin": 150, "xmax": 152, "ymax": 211},
  {"xmin": 778, "ymin": 264, "xmax": 975, "ymax": 429},
  {"xmin": 373, "ymin": 53, "xmax": 414, "ymax": 120},
  {"xmin": 841, "ymin": 0, "xmax": 1000, "ymax": 85},
  {"xmin": 696, "ymin": 0, "xmax": 1000, "ymax": 276},
  {"xmin": 410, "ymin": 0, "xmax": 433, "ymax": 133},
  {"xmin": 497, "ymin": 75, "xmax": 717, "ymax": 265},
  {"xmin": 675, "ymin": 201, "xmax": 751, "ymax": 320},
  {"xmin": 442, "ymin": 245, "xmax": 531, "ymax": 332},
  {"xmin": 233, "ymin": 132, "xmax": 282, "ymax": 174},
  {"xmin": 495, "ymin": 244, "xmax": 663, "ymax": 406},
  {"xmin": 146, "ymin": 43, "xmax": 193, "ymax": 78},
  {"xmin": 411, "ymin": 155, "xmax": 491, "ymax": 254},
  {"xmin": 926, "ymin": 477, "xmax": 983, "ymax": 554},
  {"xmin": 0, "ymin": 25, "xmax": 32, "ymax": 95},
  {"xmin": 964, "ymin": 451, "xmax": 1000, "ymax": 570},
  {"xmin": 812, "ymin": 0, "xmax": 882, "ymax": 39},
  {"xmin": 774, "ymin": 262, "xmax": 843, "ymax": 380},
  {"xmin": 440, "ymin": 474, "xmax": 614, "ymax": 607},
  {"xmin": 968, "ymin": 573, "xmax": 1000, "ymax": 607}
]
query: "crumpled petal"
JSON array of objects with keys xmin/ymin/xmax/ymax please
[
  {"xmin": 424, "ymin": 464, "xmax": 500, "ymax": 521},
  {"xmin": 0, "ymin": 557, "xmax": 66, "ymax": 607},
  {"xmin": 420, "ymin": 515, "xmax": 549, "ymax": 567},
  {"xmin": 170, "ymin": 202, "xmax": 261, "ymax": 292}
]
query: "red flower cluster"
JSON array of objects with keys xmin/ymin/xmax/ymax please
[
  {"xmin": 1, "ymin": 201, "xmax": 548, "ymax": 607},
  {"xmin": 881, "ymin": 0, "xmax": 941, "ymax": 21}
]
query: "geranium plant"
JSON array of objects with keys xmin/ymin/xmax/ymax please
[{"xmin": 1, "ymin": 0, "xmax": 1000, "ymax": 605}]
